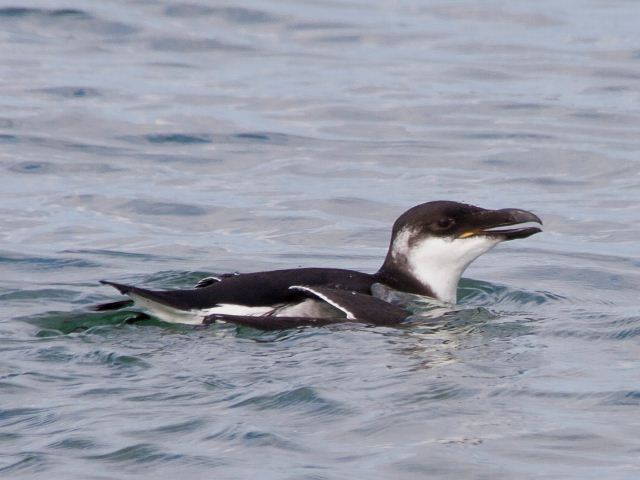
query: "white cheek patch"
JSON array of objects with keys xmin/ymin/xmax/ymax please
[{"xmin": 392, "ymin": 229, "xmax": 501, "ymax": 304}]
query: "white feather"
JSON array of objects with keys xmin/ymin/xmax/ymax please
[
  {"xmin": 391, "ymin": 228, "xmax": 501, "ymax": 304},
  {"xmin": 289, "ymin": 286, "xmax": 355, "ymax": 319},
  {"xmin": 129, "ymin": 293, "xmax": 277, "ymax": 325},
  {"xmin": 274, "ymin": 298, "xmax": 344, "ymax": 318},
  {"xmin": 200, "ymin": 304, "xmax": 275, "ymax": 316},
  {"xmin": 129, "ymin": 293, "xmax": 206, "ymax": 325}
]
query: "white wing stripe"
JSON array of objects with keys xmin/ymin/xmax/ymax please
[{"xmin": 289, "ymin": 286, "xmax": 356, "ymax": 320}]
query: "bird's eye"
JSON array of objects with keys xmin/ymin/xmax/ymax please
[{"xmin": 436, "ymin": 218, "xmax": 455, "ymax": 230}]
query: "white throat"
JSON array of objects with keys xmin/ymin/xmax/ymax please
[{"xmin": 391, "ymin": 229, "xmax": 501, "ymax": 304}]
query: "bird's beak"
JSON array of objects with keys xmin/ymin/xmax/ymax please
[{"xmin": 457, "ymin": 208, "xmax": 542, "ymax": 241}]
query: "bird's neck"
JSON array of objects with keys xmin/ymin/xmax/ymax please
[
  {"xmin": 375, "ymin": 262, "xmax": 440, "ymax": 300},
  {"xmin": 376, "ymin": 230, "xmax": 497, "ymax": 304}
]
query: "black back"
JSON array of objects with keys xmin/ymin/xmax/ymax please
[{"xmin": 105, "ymin": 268, "xmax": 377, "ymax": 310}]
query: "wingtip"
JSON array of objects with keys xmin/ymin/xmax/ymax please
[
  {"xmin": 90, "ymin": 299, "xmax": 134, "ymax": 311},
  {"xmin": 100, "ymin": 280, "xmax": 132, "ymax": 295}
]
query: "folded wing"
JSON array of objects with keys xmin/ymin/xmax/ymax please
[{"xmin": 203, "ymin": 285, "xmax": 409, "ymax": 330}]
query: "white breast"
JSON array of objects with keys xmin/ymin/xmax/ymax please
[{"xmin": 391, "ymin": 229, "xmax": 501, "ymax": 304}]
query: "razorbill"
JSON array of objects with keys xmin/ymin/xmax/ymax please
[{"xmin": 98, "ymin": 200, "xmax": 542, "ymax": 329}]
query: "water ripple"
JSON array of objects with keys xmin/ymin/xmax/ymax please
[
  {"xmin": 84, "ymin": 443, "xmax": 178, "ymax": 464},
  {"xmin": 0, "ymin": 252, "xmax": 99, "ymax": 270},
  {"xmin": 0, "ymin": 7, "xmax": 87, "ymax": 18},
  {"xmin": 149, "ymin": 419, "xmax": 204, "ymax": 435},
  {"xmin": 2, "ymin": 0, "xmax": 640, "ymax": 478},
  {"xmin": 397, "ymin": 381, "xmax": 477, "ymax": 405},
  {"xmin": 24, "ymin": 310, "xmax": 142, "ymax": 335},
  {"xmin": 83, "ymin": 443, "xmax": 224, "ymax": 469},
  {"xmin": 603, "ymin": 390, "xmax": 640, "ymax": 406},
  {"xmin": 121, "ymin": 199, "xmax": 208, "ymax": 216},
  {"xmin": 241, "ymin": 430, "xmax": 303, "ymax": 450},
  {"xmin": 459, "ymin": 279, "xmax": 565, "ymax": 307},
  {"xmin": 551, "ymin": 321, "xmax": 640, "ymax": 341},
  {"xmin": 150, "ymin": 37, "xmax": 254, "ymax": 53},
  {"xmin": 141, "ymin": 133, "xmax": 213, "ymax": 144},
  {"xmin": 9, "ymin": 157, "xmax": 121, "ymax": 173},
  {"xmin": 0, "ymin": 407, "xmax": 58, "ymax": 429},
  {"xmin": 0, "ymin": 454, "xmax": 49, "ymax": 475},
  {"xmin": 0, "ymin": 6, "xmax": 136, "ymax": 36},
  {"xmin": 231, "ymin": 386, "xmax": 350, "ymax": 417},
  {"xmin": 48, "ymin": 437, "xmax": 100, "ymax": 450},
  {"xmin": 165, "ymin": 5, "xmax": 281, "ymax": 24},
  {"xmin": 80, "ymin": 350, "xmax": 151, "ymax": 370}
]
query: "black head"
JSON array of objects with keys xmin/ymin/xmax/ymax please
[
  {"xmin": 377, "ymin": 201, "xmax": 543, "ymax": 302},
  {"xmin": 390, "ymin": 200, "xmax": 542, "ymax": 242}
]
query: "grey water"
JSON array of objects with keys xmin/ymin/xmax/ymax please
[{"xmin": 1, "ymin": 0, "xmax": 640, "ymax": 478}]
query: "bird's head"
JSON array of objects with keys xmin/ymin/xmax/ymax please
[{"xmin": 380, "ymin": 200, "xmax": 542, "ymax": 303}]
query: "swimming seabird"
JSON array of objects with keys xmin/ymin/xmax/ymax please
[{"xmin": 99, "ymin": 200, "xmax": 542, "ymax": 329}]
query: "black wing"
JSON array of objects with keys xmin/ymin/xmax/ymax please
[
  {"xmin": 194, "ymin": 272, "xmax": 240, "ymax": 288},
  {"xmin": 99, "ymin": 268, "xmax": 376, "ymax": 311},
  {"xmin": 203, "ymin": 285, "xmax": 409, "ymax": 330},
  {"xmin": 92, "ymin": 272, "xmax": 234, "ymax": 311},
  {"xmin": 91, "ymin": 298, "xmax": 134, "ymax": 311}
]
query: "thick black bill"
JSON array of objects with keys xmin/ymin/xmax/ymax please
[{"xmin": 460, "ymin": 208, "xmax": 542, "ymax": 241}]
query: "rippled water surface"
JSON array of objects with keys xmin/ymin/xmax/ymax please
[{"xmin": 2, "ymin": 1, "xmax": 640, "ymax": 478}]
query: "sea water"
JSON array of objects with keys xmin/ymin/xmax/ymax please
[{"xmin": 1, "ymin": 1, "xmax": 640, "ymax": 478}]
